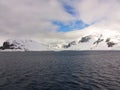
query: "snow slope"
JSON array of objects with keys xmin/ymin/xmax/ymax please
[
  {"xmin": 0, "ymin": 39, "xmax": 50, "ymax": 51},
  {"xmin": 50, "ymin": 27, "xmax": 120, "ymax": 50}
]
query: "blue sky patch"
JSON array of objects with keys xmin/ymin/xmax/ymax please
[
  {"xmin": 63, "ymin": 4, "xmax": 77, "ymax": 16},
  {"xmin": 52, "ymin": 20, "xmax": 89, "ymax": 32}
]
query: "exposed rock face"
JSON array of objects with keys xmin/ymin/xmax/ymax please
[
  {"xmin": 106, "ymin": 38, "xmax": 110, "ymax": 42},
  {"xmin": 0, "ymin": 41, "xmax": 22, "ymax": 50},
  {"xmin": 79, "ymin": 36, "xmax": 91, "ymax": 43},
  {"xmin": 0, "ymin": 42, "xmax": 12, "ymax": 50},
  {"xmin": 62, "ymin": 36, "xmax": 92, "ymax": 49},
  {"xmin": 3, "ymin": 41, "xmax": 14, "ymax": 49},
  {"xmin": 93, "ymin": 34, "xmax": 104, "ymax": 45},
  {"xmin": 107, "ymin": 42, "xmax": 116, "ymax": 47},
  {"xmin": 106, "ymin": 38, "xmax": 116, "ymax": 47},
  {"xmin": 63, "ymin": 41, "xmax": 76, "ymax": 48}
]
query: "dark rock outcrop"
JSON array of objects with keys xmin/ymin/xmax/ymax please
[
  {"xmin": 3, "ymin": 41, "xmax": 14, "ymax": 49},
  {"xmin": 107, "ymin": 42, "xmax": 116, "ymax": 47},
  {"xmin": 63, "ymin": 41, "xmax": 76, "ymax": 48},
  {"xmin": 93, "ymin": 34, "xmax": 104, "ymax": 45},
  {"xmin": 93, "ymin": 38, "xmax": 104, "ymax": 45},
  {"xmin": 0, "ymin": 41, "xmax": 21, "ymax": 50},
  {"xmin": 79, "ymin": 36, "xmax": 91, "ymax": 43},
  {"xmin": 105, "ymin": 38, "xmax": 116, "ymax": 47},
  {"xmin": 106, "ymin": 38, "xmax": 110, "ymax": 42}
]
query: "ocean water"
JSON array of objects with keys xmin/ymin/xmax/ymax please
[{"xmin": 0, "ymin": 51, "xmax": 120, "ymax": 90}]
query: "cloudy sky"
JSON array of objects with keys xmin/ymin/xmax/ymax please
[{"xmin": 0, "ymin": 0, "xmax": 120, "ymax": 42}]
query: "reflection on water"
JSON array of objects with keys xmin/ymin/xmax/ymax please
[{"xmin": 0, "ymin": 51, "xmax": 120, "ymax": 90}]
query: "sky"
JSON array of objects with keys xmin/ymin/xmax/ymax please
[{"xmin": 0, "ymin": 0, "xmax": 120, "ymax": 42}]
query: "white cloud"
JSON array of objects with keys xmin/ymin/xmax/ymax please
[
  {"xmin": 73, "ymin": 0, "xmax": 120, "ymax": 27},
  {"xmin": 0, "ymin": 0, "xmax": 120, "ymax": 43},
  {"xmin": 0, "ymin": 0, "xmax": 75, "ymax": 41},
  {"xmin": 55, "ymin": 0, "xmax": 120, "ymax": 39}
]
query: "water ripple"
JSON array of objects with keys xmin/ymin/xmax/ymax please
[{"xmin": 0, "ymin": 51, "xmax": 120, "ymax": 90}]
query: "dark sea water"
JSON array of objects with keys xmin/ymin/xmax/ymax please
[{"xmin": 0, "ymin": 51, "xmax": 120, "ymax": 90}]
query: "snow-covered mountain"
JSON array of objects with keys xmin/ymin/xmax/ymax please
[
  {"xmin": 1, "ymin": 28, "xmax": 120, "ymax": 51},
  {"xmin": 0, "ymin": 39, "xmax": 50, "ymax": 51},
  {"xmin": 50, "ymin": 28, "xmax": 120, "ymax": 50}
]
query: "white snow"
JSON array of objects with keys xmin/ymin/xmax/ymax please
[
  {"xmin": 54, "ymin": 28, "xmax": 120, "ymax": 51},
  {"xmin": 1, "ymin": 27, "xmax": 120, "ymax": 51},
  {"xmin": 0, "ymin": 39, "xmax": 51, "ymax": 51}
]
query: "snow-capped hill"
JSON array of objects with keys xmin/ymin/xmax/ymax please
[
  {"xmin": 1, "ymin": 28, "xmax": 120, "ymax": 51},
  {"xmin": 55, "ymin": 29, "xmax": 120, "ymax": 50},
  {"xmin": 0, "ymin": 39, "xmax": 50, "ymax": 51}
]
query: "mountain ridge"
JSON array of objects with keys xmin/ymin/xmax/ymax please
[{"xmin": 1, "ymin": 29, "xmax": 120, "ymax": 51}]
